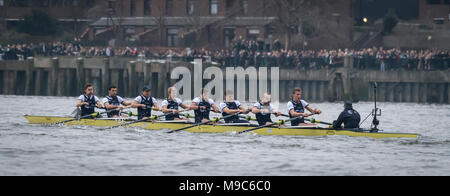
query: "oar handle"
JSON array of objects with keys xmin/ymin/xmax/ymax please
[
  {"xmin": 239, "ymin": 115, "xmax": 257, "ymax": 121},
  {"xmin": 237, "ymin": 116, "xmax": 302, "ymax": 134},
  {"xmin": 109, "ymin": 113, "xmax": 165, "ymax": 129},
  {"xmin": 273, "ymin": 113, "xmax": 332, "ymax": 125},
  {"xmin": 168, "ymin": 112, "xmax": 241, "ymax": 133}
]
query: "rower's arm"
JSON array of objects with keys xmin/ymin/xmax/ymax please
[
  {"xmin": 76, "ymin": 99, "xmax": 84, "ymax": 107},
  {"xmin": 332, "ymin": 113, "xmax": 345, "ymax": 129},
  {"xmin": 251, "ymin": 107, "xmax": 261, "ymax": 114},
  {"xmin": 306, "ymin": 106, "xmax": 321, "ymax": 114},
  {"xmin": 131, "ymin": 101, "xmax": 139, "ymax": 108},
  {"xmin": 239, "ymin": 106, "xmax": 249, "ymax": 114},
  {"xmin": 153, "ymin": 103, "xmax": 160, "ymax": 111},
  {"xmin": 289, "ymin": 109, "xmax": 309, "ymax": 117},
  {"xmin": 104, "ymin": 102, "xmax": 115, "ymax": 110},
  {"xmin": 189, "ymin": 102, "xmax": 199, "ymax": 110},
  {"xmin": 223, "ymin": 107, "xmax": 239, "ymax": 114},
  {"xmin": 180, "ymin": 103, "xmax": 190, "ymax": 110},
  {"xmin": 211, "ymin": 104, "xmax": 220, "ymax": 113},
  {"xmin": 131, "ymin": 100, "xmax": 147, "ymax": 109},
  {"xmin": 121, "ymin": 101, "xmax": 132, "ymax": 107},
  {"xmin": 96, "ymin": 101, "xmax": 103, "ymax": 109},
  {"xmin": 161, "ymin": 105, "xmax": 172, "ymax": 113}
]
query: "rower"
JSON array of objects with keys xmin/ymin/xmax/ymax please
[
  {"xmin": 251, "ymin": 93, "xmax": 281, "ymax": 126},
  {"xmin": 161, "ymin": 87, "xmax": 190, "ymax": 121},
  {"xmin": 189, "ymin": 88, "xmax": 220, "ymax": 123},
  {"xmin": 287, "ymin": 88, "xmax": 322, "ymax": 126},
  {"xmin": 219, "ymin": 89, "xmax": 250, "ymax": 123},
  {"xmin": 131, "ymin": 86, "xmax": 159, "ymax": 120},
  {"xmin": 332, "ymin": 102, "xmax": 361, "ymax": 129},
  {"xmin": 102, "ymin": 86, "xmax": 131, "ymax": 118},
  {"xmin": 76, "ymin": 84, "xmax": 103, "ymax": 118}
]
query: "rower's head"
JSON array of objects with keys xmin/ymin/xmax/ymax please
[
  {"xmin": 108, "ymin": 86, "xmax": 118, "ymax": 97},
  {"xmin": 344, "ymin": 101, "xmax": 353, "ymax": 110},
  {"xmin": 260, "ymin": 93, "xmax": 271, "ymax": 105},
  {"xmin": 84, "ymin": 84, "xmax": 94, "ymax": 96},
  {"xmin": 225, "ymin": 89, "xmax": 234, "ymax": 102},
  {"xmin": 168, "ymin": 87, "xmax": 178, "ymax": 99},
  {"xmin": 141, "ymin": 86, "xmax": 152, "ymax": 97},
  {"xmin": 292, "ymin": 88, "xmax": 302, "ymax": 101},
  {"xmin": 200, "ymin": 88, "xmax": 210, "ymax": 100}
]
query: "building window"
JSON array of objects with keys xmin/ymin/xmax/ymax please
[
  {"xmin": 226, "ymin": 0, "xmax": 234, "ymax": 12},
  {"xmin": 86, "ymin": 0, "xmax": 95, "ymax": 8},
  {"xmin": 130, "ymin": 0, "xmax": 136, "ymax": 16},
  {"xmin": 38, "ymin": 0, "xmax": 50, "ymax": 7},
  {"xmin": 247, "ymin": 28, "xmax": 260, "ymax": 40},
  {"xmin": 0, "ymin": 0, "xmax": 4, "ymax": 6},
  {"xmin": 224, "ymin": 28, "xmax": 235, "ymax": 47},
  {"xmin": 210, "ymin": 0, "xmax": 218, "ymax": 15},
  {"xmin": 72, "ymin": 0, "xmax": 80, "ymax": 6},
  {"xmin": 52, "ymin": 0, "xmax": 63, "ymax": 7},
  {"xmin": 187, "ymin": 0, "xmax": 195, "ymax": 16},
  {"xmin": 144, "ymin": 0, "xmax": 152, "ymax": 16},
  {"xmin": 9, "ymin": 0, "xmax": 30, "ymax": 7},
  {"xmin": 167, "ymin": 28, "xmax": 179, "ymax": 47},
  {"xmin": 166, "ymin": 0, "xmax": 173, "ymax": 16},
  {"xmin": 241, "ymin": 0, "xmax": 248, "ymax": 15},
  {"xmin": 125, "ymin": 26, "xmax": 136, "ymax": 34}
]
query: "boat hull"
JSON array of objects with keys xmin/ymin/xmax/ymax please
[{"xmin": 24, "ymin": 115, "xmax": 419, "ymax": 139}]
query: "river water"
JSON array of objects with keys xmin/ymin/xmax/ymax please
[{"xmin": 0, "ymin": 95, "xmax": 449, "ymax": 176}]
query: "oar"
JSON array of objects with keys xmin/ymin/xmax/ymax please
[
  {"xmin": 108, "ymin": 109, "xmax": 191, "ymax": 129},
  {"xmin": 52, "ymin": 107, "xmax": 124, "ymax": 125},
  {"xmin": 167, "ymin": 112, "xmax": 241, "ymax": 133},
  {"xmin": 71, "ymin": 107, "xmax": 81, "ymax": 118},
  {"xmin": 276, "ymin": 113, "xmax": 332, "ymax": 125},
  {"xmin": 108, "ymin": 113, "xmax": 168, "ymax": 129},
  {"xmin": 237, "ymin": 116, "xmax": 304, "ymax": 134}
]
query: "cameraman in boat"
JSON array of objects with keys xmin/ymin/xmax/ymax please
[
  {"xmin": 219, "ymin": 89, "xmax": 250, "ymax": 124},
  {"xmin": 189, "ymin": 88, "xmax": 220, "ymax": 123},
  {"xmin": 161, "ymin": 87, "xmax": 190, "ymax": 121},
  {"xmin": 76, "ymin": 84, "xmax": 103, "ymax": 118},
  {"xmin": 332, "ymin": 102, "xmax": 361, "ymax": 129},
  {"xmin": 251, "ymin": 93, "xmax": 281, "ymax": 126},
  {"xmin": 287, "ymin": 88, "xmax": 322, "ymax": 126},
  {"xmin": 102, "ymin": 86, "xmax": 132, "ymax": 118},
  {"xmin": 131, "ymin": 86, "xmax": 159, "ymax": 120}
]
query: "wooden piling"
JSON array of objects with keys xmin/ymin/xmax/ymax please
[
  {"xmin": 76, "ymin": 57, "xmax": 85, "ymax": 95},
  {"xmin": 143, "ymin": 60, "xmax": 152, "ymax": 87},
  {"xmin": 157, "ymin": 62, "xmax": 166, "ymax": 98},
  {"xmin": 128, "ymin": 61, "xmax": 137, "ymax": 97},
  {"xmin": 49, "ymin": 57, "xmax": 59, "ymax": 96},
  {"xmin": 102, "ymin": 57, "xmax": 110, "ymax": 96},
  {"xmin": 24, "ymin": 57, "xmax": 34, "ymax": 95},
  {"xmin": 447, "ymin": 83, "xmax": 450, "ymax": 104}
]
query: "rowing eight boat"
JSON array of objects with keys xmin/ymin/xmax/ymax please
[{"xmin": 24, "ymin": 115, "xmax": 419, "ymax": 139}]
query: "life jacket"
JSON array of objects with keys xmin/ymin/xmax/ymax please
[
  {"xmin": 165, "ymin": 99, "xmax": 180, "ymax": 121},
  {"xmin": 222, "ymin": 101, "xmax": 240, "ymax": 123},
  {"xmin": 289, "ymin": 99, "xmax": 305, "ymax": 126},
  {"xmin": 81, "ymin": 94, "xmax": 97, "ymax": 116},
  {"xmin": 137, "ymin": 95, "xmax": 154, "ymax": 120},
  {"xmin": 194, "ymin": 98, "xmax": 211, "ymax": 123},
  {"xmin": 255, "ymin": 102, "xmax": 272, "ymax": 126},
  {"xmin": 105, "ymin": 95, "xmax": 120, "ymax": 118}
]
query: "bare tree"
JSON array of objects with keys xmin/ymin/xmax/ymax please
[{"xmin": 267, "ymin": 0, "xmax": 352, "ymax": 49}]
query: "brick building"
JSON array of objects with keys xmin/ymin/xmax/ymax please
[
  {"xmin": 0, "ymin": 0, "xmax": 96, "ymax": 36},
  {"xmin": 419, "ymin": 0, "xmax": 450, "ymax": 22},
  {"xmin": 0, "ymin": 0, "xmax": 356, "ymax": 49},
  {"xmin": 86, "ymin": 0, "xmax": 278, "ymax": 48}
]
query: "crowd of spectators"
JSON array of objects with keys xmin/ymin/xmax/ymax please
[{"xmin": 1, "ymin": 38, "xmax": 449, "ymax": 71}]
